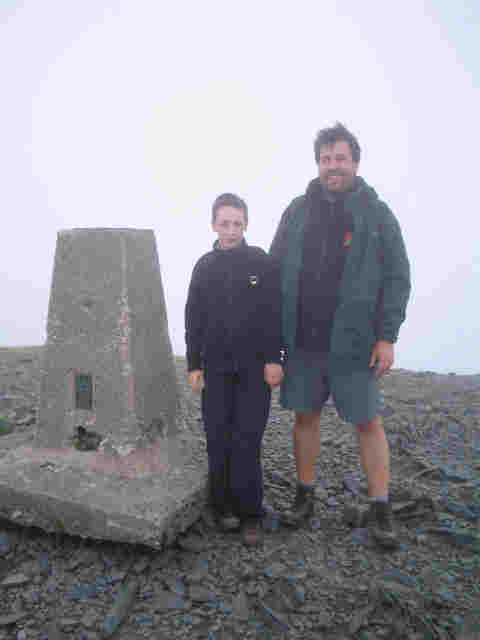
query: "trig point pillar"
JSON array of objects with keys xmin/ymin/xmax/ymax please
[{"xmin": 36, "ymin": 228, "xmax": 180, "ymax": 450}]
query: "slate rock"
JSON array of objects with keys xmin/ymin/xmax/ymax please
[
  {"xmin": 264, "ymin": 562, "xmax": 285, "ymax": 579},
  {"xmin": 163, "ymin": 576, "xmax": 185, "ymax": 596},
  {"xmin": 381, "ymin": 568, "xmax": 417, "ymax": 588},
  {"xmin": 310, "ymin": 518, "xmax": 322, "ymax": 531},
  {"xmin": 177, "ymin": 534, "xmax": 208, "ymax": 553},
  {"xmin": 259, "ymin": 602, "xmax": 289, "ymax": 632},
  {"xmin": 0, "ymin": 532, "xmax": 10, "ymax": 555},
  {"xmin": 153, "ymin": 590, "xmax": 186, "ymax": 611},
  {"xmin": 103, "ymin": 578, "xmax": 138, "ymax": 637},
  {"xmin": 0, "ymin": 611, "xmax": 28, "ymax": 626},
  {"xmin": 351, "ymin": 528, "xmax": 370, "ymax": 546},
  {"xmin": 262, "ymin": 511, "xmax": 280, "ymax": 532},
  {"xmin": 1, "ymin": 573, "xmax": 30, "ymax": 587},
  {"xmin": 438, "ymin": 499, "xmax": 479, "ymax": 522},
  {"xmin": 132, "ymin": 556, "xmax": 151, "ymax": 574},
  {"xmin": 232, "ymin": 590, "xmax": 249, "ymax": 620},
  {"xmin": 189, "ymin": 585, "xmax": 216, "ymax": 602}
]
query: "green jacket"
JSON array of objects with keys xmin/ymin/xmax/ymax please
[{"xmin": 269, "ymin": 177, "xmax": 411, "ymax": 375}]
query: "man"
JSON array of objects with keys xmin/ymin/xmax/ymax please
[{"xmin": 270, "ymin": 123, "xmax": 411, "ymax": 549}]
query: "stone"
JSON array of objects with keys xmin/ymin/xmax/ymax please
[
  {"xmin": 80, "ymin": 612, "xmax": 97, "ymax": 629},
  {"xmin": 1, "ymin": 573, "xmax": 30, "ymax": 587},
  {"xmin": 163, "ymin": 577, "xmax": 185, "ymax": 596},
  {"xmin": 153, "ymin": 590, "xmax": 186, "ymax": 611},
  {"xmin": 351, "ymin": 528, "xmax": 370, "ymax": 546},
  {"xmin": 258, "ymin": 602, "xmax": 289, "ymax": 632},
  {"xmin": 103, "ymin": 578, "xmax": 138, "ymax": 637},
  {"xmin": 177, "ymin": 534, "xmax": 208, "ymax": 553},
  {"xmin": 264, "ymin": 562, "xmax": 285, "ymax": 579},
  {"xmin": 0, "ymin": 532, "xmax": 10, "ymax": 555},
  {"xmin": 184, "ymin": 557, "xmax": 209, "ymax": 584},
  {"xmin": 0, "ymin": 612, "xmax": 28, "ymax": 626},
  {"xmin": 232, "ymin": 590, "xmax": 249, "ymax": 620},
  {"xmin": 189, "ymin": 585, "xmax": 216, "ymax": 602}
]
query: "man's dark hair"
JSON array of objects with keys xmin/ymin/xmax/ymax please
[
  {"xmin": 313, "ymin": 122, "xmax": 361, "ymax": 165},
  {"xmin": 211, "ymin": 193, "xmax": 248, "ymax": 224}
]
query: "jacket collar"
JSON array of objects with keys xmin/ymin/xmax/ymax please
[{"xmin": 212, "ymin": 238, "xmax": 248, "ymax": 252}]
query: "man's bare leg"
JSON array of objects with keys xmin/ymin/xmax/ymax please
[
  {"xmin": 294, "ymin": 411, "xmax": 322, "ymax": 485},
  {"xmin": 356, "ymin": 415, "xmax": 399, "ymax": 548},
  {"xmin": 356, "ymin": 415, "xmax": 389, "ymax": 497},
  {"xmin": 284, "ymin": 411, "xmax": 321, "ymax": 525}
]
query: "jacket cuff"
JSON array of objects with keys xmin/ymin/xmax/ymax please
[
  {"xmin": 264, "ymin": 349, "xmax": 283, "ymax": 366},
  {"xmin": 377, "ymin": 332, "xmax": 396, "ymax": 344}
]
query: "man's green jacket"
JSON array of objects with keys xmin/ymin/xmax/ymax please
[{"xmin": 269, "ymin": 177, "xmax": 411, "ymax": 375}]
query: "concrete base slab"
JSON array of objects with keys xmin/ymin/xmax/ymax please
[{"xmin": 0, "ymin": 435, "xmax": 208, "ymax": 549}]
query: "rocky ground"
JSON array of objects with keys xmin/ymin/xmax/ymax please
[{"xmin": 0, "ymin": 347, "xmax": 479, "ymax": 640}]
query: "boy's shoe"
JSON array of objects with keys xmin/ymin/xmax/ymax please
[
  {"xmin": 283, "ymin": 484, "xmax": 315, "ymax": 527},
  {"xmin": 366, "ymin": 501, "xmax": 400, "ymax": 550},
  {"xmin": 218, "ymin": 512, "xmax": 241, "ymax": 533},
  {"xmin": 241, "ymin": 519, "xmax": 262, "ymax": 547}
]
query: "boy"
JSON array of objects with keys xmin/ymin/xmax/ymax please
[{"xmin": 185, "ymin": 193, "xmax": 284, "ymax": 546}]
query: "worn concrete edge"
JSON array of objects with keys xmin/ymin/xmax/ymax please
[{"xmin": 0, "ymin": 473, "xmax": 208, "ymax": 550}]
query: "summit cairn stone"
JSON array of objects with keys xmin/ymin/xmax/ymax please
[{"xmin": 0, "ymin": 229, "xmax": 208, "ymax": 548}]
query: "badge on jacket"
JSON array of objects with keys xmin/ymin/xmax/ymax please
[
  {"xmin": 249, "ymin": 275, "xmax": 258, "ymax": 286},
  {"xmin": 343, "ymin": 231, "xmax": 353, "ymax": 247}
]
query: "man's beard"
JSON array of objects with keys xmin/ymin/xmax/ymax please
[{"xmin": 321, "ymin": 170, "xmax": 355, "ymax": 193}]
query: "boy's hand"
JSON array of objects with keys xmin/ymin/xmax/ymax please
[
  {"xmin": 264, "ymin": 363, "xmax": 284, "ymax": 388},
  {"xmin": 188, "ymin": 370, "xmax": 204, "ymax": 392}
]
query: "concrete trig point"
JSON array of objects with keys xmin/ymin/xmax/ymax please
[
  {"xmin": 0, "ymin": 229, "xmax": 207, "ymax": 548},
  {"xmin": 37, "ymin": 228, "xmax": 179, "ymax": 450}
]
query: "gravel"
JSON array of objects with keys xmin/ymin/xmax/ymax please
[{"xmin": 0, "ymin": 349, "xmax": 479, "ymax": 639}]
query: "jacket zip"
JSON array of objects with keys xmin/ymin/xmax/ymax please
[{"xmin": 227, "ymin": 257, "xmax": 238, "ymax": 372}]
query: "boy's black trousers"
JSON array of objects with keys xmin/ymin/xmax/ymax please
[{"xmin": 201, "ymin": 364, "xmax": 271, "ymax": 521}]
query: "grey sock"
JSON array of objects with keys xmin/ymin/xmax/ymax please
[
  {"xmin": 369, "ymin": 496, "xmax": 388, "ymax": 504},
  {"xmin": 298, "ymin": 481, "xmax": 314, "ymax": 490}
]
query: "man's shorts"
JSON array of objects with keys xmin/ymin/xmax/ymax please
[{"xmin": 280, "ymin": 349, "xmax": 382, "ymax": 425}]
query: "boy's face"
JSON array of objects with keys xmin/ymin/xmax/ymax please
[{"xmin": 212, "ymin": 206, "xmax": 247, "ymax": 249}]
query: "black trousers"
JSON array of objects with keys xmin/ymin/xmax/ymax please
[{"xmin": 201, "ymin": 365, "xmax": 271, "ymax": 520}]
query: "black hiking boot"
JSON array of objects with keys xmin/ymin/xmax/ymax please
[
  {"xmin": 283, "ymin": 484, "xmax": 315, "ymax": 527},
  {"xmin": 366, "ymin": 501, "xmax": 400, "ymax": 549}
]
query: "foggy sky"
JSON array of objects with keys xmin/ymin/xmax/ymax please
[{"xmin": 1, "ymin": 1, "xmax": 479, "ymax": 374}]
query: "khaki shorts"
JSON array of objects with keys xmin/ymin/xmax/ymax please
[{"xmin": 280, "ymin": 349, "xmax": 382, "ymax": 425}]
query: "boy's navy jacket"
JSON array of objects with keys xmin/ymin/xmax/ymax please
[{"xmin": 185, "ymin": 240, "xmax": 283, "ymax": 372}]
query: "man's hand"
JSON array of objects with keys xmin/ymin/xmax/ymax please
[
  {"xmin": 369, "ymin": 340, "xmax": 394, "ymax": 378},
  {"xmin": 264, "ymin": 363, "xmax": 284, "ymax": 388},
  {"xmin": 188, "ymin": 370, "xmax": 204, "ymax": 392}
]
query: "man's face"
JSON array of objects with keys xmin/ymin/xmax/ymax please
[
  {"xmin": 212, "ymin": 206, "xmax": 247, "ymax": 249},
  {"xmin": 317, "ymin": 140, "xmax": 358, "ymax": 194}
]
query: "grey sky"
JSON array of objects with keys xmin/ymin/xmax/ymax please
[{"xmin": 1, "ymin": 1, "xmax": 479, "ymax": 373}]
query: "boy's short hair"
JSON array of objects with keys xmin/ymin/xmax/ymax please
[
  {"xmin": 313, "ymin": 122, "xmax": 361, "ymax": 165},
  {"xmin": 211, "ymin": 193, "xmax": 248, "ymax": 224}
]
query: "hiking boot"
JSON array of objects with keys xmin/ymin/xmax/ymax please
[
  {"xmin": 283, "ymin": 484, "xmax": 315, "ymax": 527},
  {"xmin": 241, "ymin": 519, "xmax": 262, "ymax": 547},
  {"xmin": 366, "ymin": 501, "xmax": 400, "ymax": 549},
  {"xmin": 218, "ymin": 512, "xmax": 241, "ymax": 533}
]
